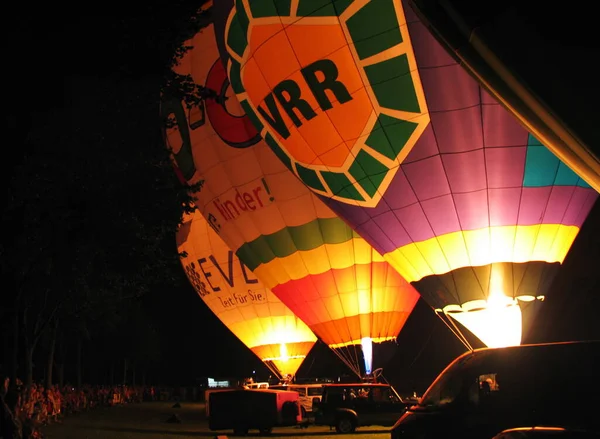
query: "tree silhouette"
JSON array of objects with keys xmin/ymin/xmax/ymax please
[{"xmin": 2, "ymin": 1, "xmax": 213, "ymax": 390}]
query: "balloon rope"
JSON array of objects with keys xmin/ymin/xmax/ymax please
[
  {"xmin": 343, "ymin": 344, "xmax": 363, "ymax": 378},
  {"xmin": 338, "ymin": 343, "xmax": 360, "ymax": 378},
  {"xmin": 350, "ymin": 342, "xmax": 362, "ymax": 377},
  {"xmin": 434, "ymin": 310, "xmax": 473, "ymax": 351},
  {"xmin": 446, "ymin": 314, "xmax": 474, "ymax": 351},
  {"xmin": 332, "ymin": 346, "xmax": 361, "ymax": 379}
]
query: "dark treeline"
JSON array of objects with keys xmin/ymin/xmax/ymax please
[{"xmin": 2, "ymin": 2, "xmax": 216, "ymax": 391}]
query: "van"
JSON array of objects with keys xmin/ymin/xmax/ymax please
[
  {"xmin": 391, "ymin": 341, "xmax": 600, "ymax": 439},
  {"xmin": 314, "ymin": 382, "xmax": 408, "ymax": 433}
]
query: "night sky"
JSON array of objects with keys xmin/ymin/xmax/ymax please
[{"xmin": 6, "ymin": 3, "xmax": 600, "ymax": 391}]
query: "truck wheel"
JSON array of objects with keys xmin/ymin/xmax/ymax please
[{"xmin": 335, "ymin": 417, "xmax": 356, "ymax": 434}]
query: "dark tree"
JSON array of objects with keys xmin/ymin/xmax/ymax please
[{"xmin": 2, "ymin": 1, "xmax": 213, "ymax": 391}]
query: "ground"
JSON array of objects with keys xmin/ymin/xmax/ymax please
[{"xmin": 42, "ymin": 402, "xmax": 390, "ymax": 439}]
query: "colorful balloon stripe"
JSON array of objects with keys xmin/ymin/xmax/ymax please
[
  {"xmin": 251, "ymin": 237, "xmax": 389, "ymax": 288},
  {"xmin": 357, "ymin": 185, "xmax": 594, "ymax": 253},
  {"xmin": 299, "ymin": 312, "xmax": 413, "ymax": 348},
  {"xmin": 236, "ymin": 217, "xmax": 359, "ymax": 270},
  {"xmin": 384, "ymin": 224, "xmax": 581, "ymax": 283},
  {"xmin": 348, "ymin": 139, "xmax": 597, "ymax": 256},
  {"xmin": 272, "ymin": 262, "xmax": 412, "ymax": 316},
  {"xmin": 272, "ymin": 263, "xmax": 418, "ymax": 347}
]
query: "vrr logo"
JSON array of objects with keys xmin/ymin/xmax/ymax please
[{"xmin": 224, "ymin": 0, "xmax": 430, "ymax": 207}]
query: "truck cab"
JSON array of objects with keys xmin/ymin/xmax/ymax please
[{"xmin": 313, "ymin": 383, "xmax": 408, "ymax": 433}]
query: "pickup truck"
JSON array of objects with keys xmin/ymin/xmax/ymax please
[{"xmin": 313, "ymin": 383, "xmax": 409, "ymax": 433}]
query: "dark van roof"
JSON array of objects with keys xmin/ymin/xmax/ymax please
[{"xmin": 452, "ymin": 340, "xmax": 600, "ymax": 367}]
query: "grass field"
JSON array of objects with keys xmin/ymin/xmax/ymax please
[{"xmin": 42, "ymin": 402, "xmax": 391, "ymax": 439}]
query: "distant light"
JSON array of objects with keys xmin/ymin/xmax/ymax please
[{"xmin": 252, "ymin": 370, "xmax": 255, "ymax": 374}]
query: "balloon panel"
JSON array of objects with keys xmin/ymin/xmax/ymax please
[
  {"xmin": 224, "ymin": 0, "xmax": 597, "ymax": 296},
  {"xmin": 163, "ymin": 18, "xmax": 419, "ymax": 356},
  {"xmin": 176, "ymin": 210, "xmax": 316, "ymax": 377}
]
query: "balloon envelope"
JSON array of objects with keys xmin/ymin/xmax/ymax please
[
  {"xmin": 163, "ymin": 15, "xmax": 419, "ymax": 376},
  {"xmin": 223, "ymin": 0, "xmax": 598, "ymax": 348},
  {"xmin": 177, "ymin": 209, "xmax": 317, "ymax": 378}
]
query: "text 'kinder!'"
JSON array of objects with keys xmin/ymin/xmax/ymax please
[{"xmin": 212, "ymin": 178, "xmax": 274, "ymax": 221}]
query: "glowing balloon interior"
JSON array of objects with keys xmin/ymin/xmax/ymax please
[
  {"xmin": 163, "ymin": 14, "xmax": 420, "ymax": 377},
  {"xmin": 224, "ymin": 0, "xmax": 598, "ymax": 348},
  {"xmin": 176, "ymin": 210, "xmax": 317, "ymax": 378}
]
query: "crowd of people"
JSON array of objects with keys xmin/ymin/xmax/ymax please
[{"xmin": 0, "ymin": 378, "xmax": 173, "ymax": 439}]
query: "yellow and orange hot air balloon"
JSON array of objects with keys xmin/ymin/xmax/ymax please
[
  {"xmin": 177, "ymin": 209, "xmax": 317, "ymax": 378},
  {"xmin": 163, "ymin": 10, "xmax": 419, "ymax": 376},
  {"xmin": 222, "ymin": 0, "xmax": 598, "ymax": 348}
]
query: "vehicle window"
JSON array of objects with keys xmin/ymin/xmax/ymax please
[
  {"xmin": 440, "ymin": 375, "xmax": 462, "ymax": 405},
  {"xmin": 370, "ymin": 387, "xmax": 388, "ymax": 402},
  {"xmin": 419, "ymin": 351, "xmax": 480, "ymax": 409},
  {"xmin": 344, "ymin": 387, "xmax": 370, "ymax": 400},
  {"xmin": 478, "ymin": 373, "xmax": 500, "ymax": 392},
  {"xmin": 467, "ymin": 372, "xmax": 502, "ymax": 406},
  {"xmin": 420, "ymin": 372, "xmax": 463, "ymax": 408},
  {"xmin": 370, "ymin": 386, "xmax": 400, "ymax": 403}
]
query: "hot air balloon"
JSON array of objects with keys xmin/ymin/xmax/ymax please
[
  {"xmin": 177, "ymin": 209, "xmax": 317, "ymax": 378},
  {"xmin": 162, "ymin": 12, "xmax": 420, "ymax": 377},
  {"xmin": 222, "ymin": 0, "xmax": 598, "ymax": 348}
]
